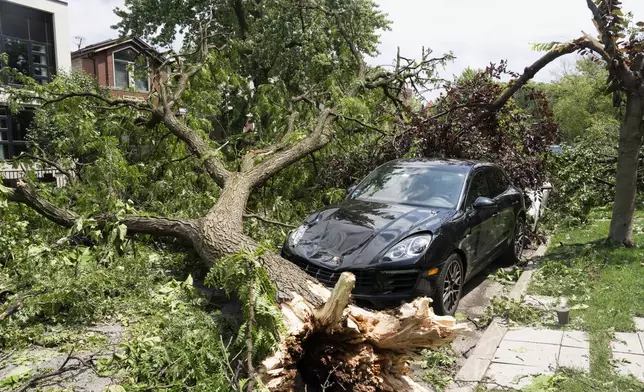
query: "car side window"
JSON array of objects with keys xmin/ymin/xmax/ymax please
[
  {"xmin": 487, "ymin": 168, "xmax": 509, "ymax": 198},
  {"xmin": 465, "ymin": 172, "xmax": 490, "ymax": 207}
]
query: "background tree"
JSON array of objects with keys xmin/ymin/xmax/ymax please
[
  {"xmin": 539, "ymin": 58, "xmax": 622, "ymax": 143},
  {"xmin": 432, "ymin": 0, "xmax": 644, "ymax": 245}
]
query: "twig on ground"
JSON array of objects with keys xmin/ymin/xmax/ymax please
[
  {"xmin": 16, "ymin": 364, "xmax": 84, "ymax": 392},
  {"xmin": 461, "ymin": 344, "xmax": 477, "ymax": 358},
  {"xmin": 466, "ymin": 316, "xmax": 487, "ymax": 330},
  {"xmin": 14, "ymin": 348, "xmax": 104, "ymax": 392},
  {"xmin": 58, "ymin": 346, "xmax": 76, "ymax": 371},
  {"xmin": 321, "ymin": 365, "xmax": 341, "ymax": 391},
  {"xmin": 17, "ymin": 348, "xmax": 80, "ymax": 392},
  {"xmin": 69, "ymin": 355, "xmax": 100, "ymax": 376},
  {"xmin": 526, "ymin": 296, "xmax": 551, "ymax": 311}
]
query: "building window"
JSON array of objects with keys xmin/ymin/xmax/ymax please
[
  {"xmin": 113, "ymin": 48, "xmax": 149, "ymax": 92},
  {"xmin": 0, "ymin": 107, "xmax": 33, "ymax": 160},
  {"xmin": 0, "ymin": 1, "xmax": 56, "ymax": 84}
]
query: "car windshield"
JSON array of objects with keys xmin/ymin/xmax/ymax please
[{"xmin": 351, "ymin": 163, "xmax": 467, "ymax": 208}]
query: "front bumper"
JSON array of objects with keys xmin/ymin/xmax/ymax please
[{"xmin": 282, "ymin": 246, "xmax": 435, "ymax": 309}]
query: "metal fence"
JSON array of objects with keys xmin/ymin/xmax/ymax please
[{"xmin": 1, "ymin": 167, "xmax": 69, "ymax": 188}]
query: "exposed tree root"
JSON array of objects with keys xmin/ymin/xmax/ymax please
[{"xmin": 261, "ymin": 273, "xmax": 467, "ymax": 391}]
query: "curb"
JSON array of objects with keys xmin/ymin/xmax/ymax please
[{"xmin": 448, "ymin": 240, "xmax": 549, "ymax": 391}]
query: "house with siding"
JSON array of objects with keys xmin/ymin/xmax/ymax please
[{"xmin": 71, "ymin": 37, "xmax": 160, "ymax": 101}]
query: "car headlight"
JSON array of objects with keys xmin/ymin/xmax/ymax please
[
  {"xmin": 289, "ymin": 224, "xmax": 307, "ymax": 247},
  {"xmin": 383, "ymin": 234, "xmax": 433, "ymax": 261}
]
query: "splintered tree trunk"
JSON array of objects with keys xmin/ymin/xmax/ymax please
[
  {"xmin": 609, "ymin": 93, "xmax": 644, "ymax": 246},
  {"xmin": 194, "ymin": 175, "xmax": 465, "ymax": 390},
  {"xmin": 262, "ymin": 273, "xmax": 465, "ymax": 391}
]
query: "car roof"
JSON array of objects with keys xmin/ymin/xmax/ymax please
[{"xmin": 387, "ymin": 158, "xmax": 497, "ymax": 172}]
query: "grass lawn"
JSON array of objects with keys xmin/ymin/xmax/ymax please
[{"xmin": 526, "ymin": 206, "xmax": 644, "ymax": 391}]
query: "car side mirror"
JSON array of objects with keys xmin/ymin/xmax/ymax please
[
  {"xmin": 473, "ymin": 197, "xmax": 497, "ymax": 209},
  {"xmin": 347, "ymin": 184, "xmax": 357, "ymax": 196}
]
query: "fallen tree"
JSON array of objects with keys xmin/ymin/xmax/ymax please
[{"xmin": 2, "ymin": 1, "xmax": 466, "ymax": 389}]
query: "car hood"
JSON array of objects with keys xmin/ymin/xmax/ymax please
[{"xmin": 294, "ymin": 199, "xmax": 454, "ymax": 269}]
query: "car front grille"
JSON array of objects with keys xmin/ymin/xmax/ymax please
[{"xmin": 289, "ymin": 256, "xmax": 419, "ymax": 294}]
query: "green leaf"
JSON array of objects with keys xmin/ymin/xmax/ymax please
[
  {"xmin": 117, "ymin": 224, "xmax": 127, "ymax": 241},
  {"xmin": 73, "ymin": 218, "xmax": 84, "ymax": 233},
  {"xmin": 79, "ymin": 247, "xmax": 92, "ymax": 264},
  {"xmin": 0, "ymin": 366, "xmax": 32, "ymax": 387},
  {"xmin": 28, "ymin": 245, "xmax": 49, "ymax": 257}
]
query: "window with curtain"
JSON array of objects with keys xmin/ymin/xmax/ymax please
[{"xmin": 113, "ymin": 48, "xmax": 149, "ymax": 92}]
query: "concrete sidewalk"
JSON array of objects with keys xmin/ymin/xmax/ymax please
[
  {"xmin": 450, "ymin": 327, "xmax": 590, "ymax": 390},
  {"xmin": 610, "ymin": 318, "xmax": 644, "ymax": 382}
]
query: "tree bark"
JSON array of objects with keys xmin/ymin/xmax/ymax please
[
  {"xmin": 608, "ymin": 93, "xmax": 644, "ymax": 246},
  {"xmin": 3, "ymin": 181, "xmax": 201, "ymax": 243},
  {"xmin": 195, "ymin": 173, "xmax": 329, "ymax": 306}
]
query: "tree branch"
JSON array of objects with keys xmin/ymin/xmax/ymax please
[
  {"xmin": 247, "ymin": 109, "xmax": 335, "ymax": 187},
  {"xmin": 15, "ymin": 151, "xmax": 75, "ymax": 184},
  {"xmin": 333, "ymin": 13, "xmax": 366, "ymax": 77},
  {"xmin": 3, "ymin": 181, "xmax": 200, "ymax": 244},
  {"xmin": 37, "ymin": 92, "xmax": 152, "ymax": 112},
  {"xmin": 585, "ymin": 0, "xmax": 616, "ymax": 56},
  {"xmin": 3, "ymin": 181, "xmax": 78, "ymax": 227},
  {"xmin": 231, "ymin": 0, "xmax": 249, "ymax": 39},
  {"xmin": 167, "ymin": 63, "xmax": 206, "ymax": 109},
  {"xmin": 488, "ymin": 41, "xmax": 579, "ymax": 112},
  {"xmin": 0, "ymin": 293, "xmax": 23, "ymax": 322},
  {"xmin": 584, "ymin": 0, "xmax": 639, "ymax": 89},
  {"xmin": 162, "ymin": 111, "xmax": 232, "ymax": 187},
  {"xmin": 338, "ymin": 114, "xmax": 387, "ymax": 135}
]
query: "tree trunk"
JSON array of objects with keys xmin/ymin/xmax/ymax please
[
  {"xmin": 609, "ymin": 93, "xmax": 644, "ymax": 246},
  {"xmin": 194, "ymin": 174, "xmax": 328, "ymax": 305}
]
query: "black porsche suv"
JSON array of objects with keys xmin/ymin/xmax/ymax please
[{"xmin": 282, "ymin": 159, "xmax": 526, "ymax": 315}]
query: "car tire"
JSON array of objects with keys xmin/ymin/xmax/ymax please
[
  {"xmin": 433, "ymin": 253, "xmax": 464, "ymax": 316},
  {"xmin": 504, "ymin": 216, "xmax": 526, "ymax": 264}
]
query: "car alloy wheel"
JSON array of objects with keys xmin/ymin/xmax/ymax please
[{"xmin": 441, "ymin": 258, "xmax": 463, "ymax": 314}]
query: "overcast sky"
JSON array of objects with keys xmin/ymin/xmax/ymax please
[{"xmin": 68, "ymin": 0, "xmax": 644, "ymax": 83}]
